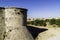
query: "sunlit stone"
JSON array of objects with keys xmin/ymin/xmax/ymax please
[{"xmin": 0, "ymin": 7, "xmax": 34, "ymax": 40}]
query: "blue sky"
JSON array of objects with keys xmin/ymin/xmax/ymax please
[{"xmin": 0, "ymin": 0, "xmax": 60, "ymax": 18}]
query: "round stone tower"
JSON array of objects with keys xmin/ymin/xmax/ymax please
[{"xmin": 0, "ymin": 7, "xmax": 34, "ymax": 40}]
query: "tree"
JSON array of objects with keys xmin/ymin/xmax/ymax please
[
  {"xmin": 34, "ymin": 19, "xmax": 40, "ymax": 26},
  {"xmin": 27, "ymin": 21, "xmax": 31, "ymax": 25},
  {"xmin": 56, "ymin": 19, "xmax": 60, "ymax": 27},
  {"xmin": 45, "ymin": 19, "xmax": 50, "ymax": 22},
  {"xmin": 49, "ymin": 18, "xmax": 56, "ymax": 25},
  {"xmin": 30, "ymin": 21, "xmax": 34, "ymax": 25},
  {"xmin": 43, "ymin": 22, "xmax": 47, "ymax": 26},
  {"xmin": 34, "ymin": 19, "xmax": 46, "ymax": 26}
]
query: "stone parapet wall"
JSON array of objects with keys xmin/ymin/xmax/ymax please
[
  {"xmin": 36, "ymin": 28, "xmax": 60, "ymax": 40},
  {"xmin": 0, "ymin": 7, "xmax": 34, "ymax": 40}
]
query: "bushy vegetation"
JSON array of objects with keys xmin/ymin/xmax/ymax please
[
  {"xmin": 49, "ymin": 18, "xmax": 56, "ymax": 25},
  {"xmin": 27, "ymin": 19, "xmax": 47, "ymax": 26},
  {"xmin": 34, "ymin": 19, "xmax": 46, "ymax": 26},
  {"xmin": 27, "ymin": 18, "xmax": 60, "ymax": 27},
  {"xmin": 56, "ymin": 19, "xmax": 60, "ymax": 27}
]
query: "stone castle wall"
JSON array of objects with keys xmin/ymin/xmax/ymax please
[
  {"xmin": 0, "ymin": 7, "xmax": 5, "ymax": 40},
  {"xmin": 0, "ymin": 7, "xmax": 34, "ymax": 40}
]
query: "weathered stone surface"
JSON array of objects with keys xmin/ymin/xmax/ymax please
[
  {"xmin": 0, "ymin": 7, "xmax": 34, "ymax": 40},
  {"xmin": 0, "ymin": 8, "xmax": 5, "ymax": 40},
  {"xmin": 36, "ymin": 28, "xmax": 60, "ymax": 40}
]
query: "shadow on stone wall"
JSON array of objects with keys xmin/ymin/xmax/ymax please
[{"xmin": 26, "ymin": 26, "xmax": 48, "ymax": 39}]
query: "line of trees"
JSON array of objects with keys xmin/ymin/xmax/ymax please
[
  {"xmin": 27, "ymin": 18, "xmax": 60, "ymax": 27},
  {"xmin": 27, "ymin": 19, "xmax": 46, "ymax": 26}
]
